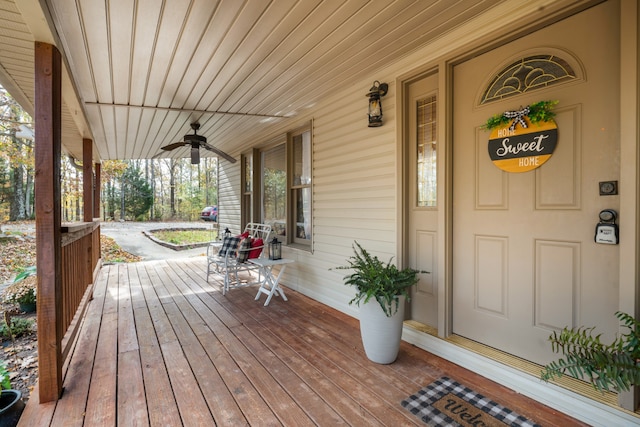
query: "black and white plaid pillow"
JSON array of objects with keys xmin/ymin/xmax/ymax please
[
  {"xmin": 218, "ymin": 236, "xmax": 240, "ymax": 257},
  {"xmin": 237, "ymin": 237, "xmax": 252, "ymax": 263}
]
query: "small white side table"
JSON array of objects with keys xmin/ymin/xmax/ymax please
[{"xmin": 248, "ymin": 258, "xmax": 294, "ymax": 306}]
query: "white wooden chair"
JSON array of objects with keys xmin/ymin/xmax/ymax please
[{"xmin": 206, "ymin": 223, "xmax": 271, "ymax": 294}]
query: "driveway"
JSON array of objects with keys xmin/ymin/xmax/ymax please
[
  {"xmin": 101, "ymin": 221, "xmax": 215, "ymax": 260},
  {"xmin": 3, "ymin": 220, "xmax": 215, "ymax": 261}
]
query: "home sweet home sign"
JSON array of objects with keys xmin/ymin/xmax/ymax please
[{"xmin": 485, "ymin": 102, "xmax": 558, "ymax": 173}]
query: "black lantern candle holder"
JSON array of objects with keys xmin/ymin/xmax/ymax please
[
  {"xmin": 268, "ymin": 236, "xmax": 282, "ymax": 260},
  {"xmin": 223, "ymin": 227, "xmax": 231, "ymax": 239},
  {"xmin": 367, "ymin": 80, "xmax": 388, "ymax": 127}
]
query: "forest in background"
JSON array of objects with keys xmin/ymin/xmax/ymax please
[{"xmin": 0, "ymin": 86, "xmax": 218, "ymax": 223}]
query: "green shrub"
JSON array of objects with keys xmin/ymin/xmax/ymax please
[{"xmin": 0, "ymin": 318, "xmax": 35, "ymax": 339}]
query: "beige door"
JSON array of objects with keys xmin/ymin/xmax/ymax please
[
  {"xmin": 407, "ymin": 72, "xmax": 438, "ymax": 327},
  {"xmin": 452, "ymin": 1, "xmax": 620, "ymax": 365}
]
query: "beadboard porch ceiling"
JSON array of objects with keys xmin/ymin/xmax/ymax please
[{"xmin": 4, "ymin": 0, "xmax": 505, "ymax": 163}]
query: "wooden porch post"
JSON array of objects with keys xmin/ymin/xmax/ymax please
[
  {"xmin": 94, "ymin": 162, "xmax": 101, "ymax": 220},
  {"xmin": 34, "ymin": 41, "xmax": 63, "ymax": 403},
  {"xmin": 83, "ymin": 138, "xmax": 93, "ymax": 222}
]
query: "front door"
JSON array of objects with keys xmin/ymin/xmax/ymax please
[
  {"xmin": 407, "ymin": 72, "xmax": 438, "ymax": 327},
  {"xmin": 452, "ymin": 1, "xmax": 620, "ymax": 365}
]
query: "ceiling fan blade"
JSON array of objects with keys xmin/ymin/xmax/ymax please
[
  {"xmin": 201, "ymin": 142, "xmax": 237, "ymax": 163},
  {"xmin": 160, "ymin": 141, "xmax": 188, "ymax": 151}
]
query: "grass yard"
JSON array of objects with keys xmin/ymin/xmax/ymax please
[{"xmin": 151, "ymin": 228, "xmax": 216, "ymax": 245}]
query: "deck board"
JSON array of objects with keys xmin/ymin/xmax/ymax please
[
  {"xmin": 134, "ymin": 307, "xmax": 183, "ymax": 427},
  {"xmin": 80, "ymin": 267, "xmax": 117, "ymax": 427},
  {"xmin": 18, "ymin": 257, "xmax": 590, "ymax": 426},
  {"xmin": 117, "ymin": 350, "xmax": 148, "ymax": 425}
]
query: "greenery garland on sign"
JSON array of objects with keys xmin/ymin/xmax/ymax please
[{"xmin": 482, "ymin": 100, "xmax": 558, "ymax": 131}]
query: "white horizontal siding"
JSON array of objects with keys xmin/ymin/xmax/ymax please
[
  {"xmin": 277, "ymin": 78, "xmax": 401, "ymax": 314},
  {"xmin": 217, "ymin": 161, "xmax": 242, "ymax": 235}
]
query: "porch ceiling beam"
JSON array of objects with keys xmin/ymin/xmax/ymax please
[{"xmin": 83, "ymin": 102, "xmax": 289, "ymax": 119}]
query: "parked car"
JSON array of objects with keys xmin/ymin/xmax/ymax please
[{"xmin": 200, "ymin": 206, "xmax": 218, "ymax": 222}]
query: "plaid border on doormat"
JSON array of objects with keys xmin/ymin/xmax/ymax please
[{"xmin": 401, "ymin": 377, "xmax": 541, "ymax": 427}]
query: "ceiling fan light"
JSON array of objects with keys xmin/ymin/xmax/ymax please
[{"xmin": 191, "ymin": 146, "xmax": 200, "ymax": 164}]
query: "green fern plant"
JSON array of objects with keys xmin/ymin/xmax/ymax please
[
  {"xmin": 541, "ymin": 311, "xmax": 640, "ymax": 392},
  {"xmin": 332, "ymin": 241, "xmax": 428, "ymax": 317}
]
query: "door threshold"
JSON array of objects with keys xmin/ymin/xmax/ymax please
[{"xmin": 403, "ymin": 320, "xmax": 619, "ymax": 408}]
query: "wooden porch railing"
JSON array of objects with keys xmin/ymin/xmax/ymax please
[
  {"xmin": 59, "ymin": 221, "xmax": 101, "ymax": 362},
  {"xmin": 37, "ymin": 220, "xmax": 101, "ymax": 402}
]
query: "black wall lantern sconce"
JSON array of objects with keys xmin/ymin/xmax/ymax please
[{"xmin": 367, "ymin": 80, "xmax": 388, "ymax": 127}]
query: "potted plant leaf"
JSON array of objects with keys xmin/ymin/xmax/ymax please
[
  {"xmin": 2, "ymin": 266, "xmax": 36, "ymax": 313},
  {"xmin": 541, "ymin": 311, "xmax": 640, "ymax": 392},
  {"xmin": 333, "ymin": 241, "xmax": 428, "ymax": 364},
  {"xmin": 0, "ymin": 360, "xmax": 25, "ymax": 427}
]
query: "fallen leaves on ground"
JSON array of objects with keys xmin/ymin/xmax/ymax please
[
  {"xmin": 101, "ymin": 235, "xmax": 143, "ymax": 263},
  {"xmin": 0, "ymin": 236, "xmax": 36, "ymax": 284}
]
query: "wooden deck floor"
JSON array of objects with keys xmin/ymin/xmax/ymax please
[{"xmin": 19, "ymin": 258, "xmax": 587, "ymax": 426}]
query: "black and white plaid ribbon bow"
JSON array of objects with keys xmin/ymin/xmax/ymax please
[{"xmin": 503, "ymin": 106, "xmax": 530, "ymax": 131}]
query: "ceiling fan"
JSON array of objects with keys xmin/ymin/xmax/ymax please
[{"xmin": 159, "ymin": 122, "xmax": 236, "ymax": 164}]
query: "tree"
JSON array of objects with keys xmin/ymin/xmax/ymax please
[
  {"xmin": 263, "ymin": 166, "xmax": 286, "ymax": 221},
  {"xmin": 120, "ymin": 164, "xmax": 152, "ymax": 220},
  {"xmin": 0, "ymin": 88, "xmax": 33, "ymax": 221},
  {"xmin": 168, "ymin": 159, "xmax": 177, "ymax": 218},
  {"xmin": 101, "ymin": 160, "xmax": 127, "ymax": 220},
  {"xmin": 0, "ymin": 157, "xmax": 10, "ymax": 218}
]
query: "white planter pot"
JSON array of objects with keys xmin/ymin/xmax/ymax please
[{"xmin": 358, "ymin": 296, "xmax": 405, "ymax": 364}]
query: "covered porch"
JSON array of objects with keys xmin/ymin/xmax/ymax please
[
  {"xmin": 18, "ymin": 257, "xmax": 582, "ymax": 426},
  {"xmin": 2, "ymin": 0, "xmax": 640, "ymax": 425}
]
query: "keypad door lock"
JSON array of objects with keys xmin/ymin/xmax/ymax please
[{"xmin": 595, "ymin": 209, "xmax": 619, "ymax": 245}]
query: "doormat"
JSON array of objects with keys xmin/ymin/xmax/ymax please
[{"xmin": 401, "ymin": 377, "xmax": 541, "ymax": 427}]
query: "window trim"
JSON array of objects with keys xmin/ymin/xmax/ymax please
[
  {"xmin": 240, "ymin": 149, "xmax": 261, "ymax": 226},
  {"xmin": 288, "ymin": 125, "xmax": 312, "ymax": 246},
  {"xmin": 245, "ymin": 121, "xmax": 313, "ymax": 251}
]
